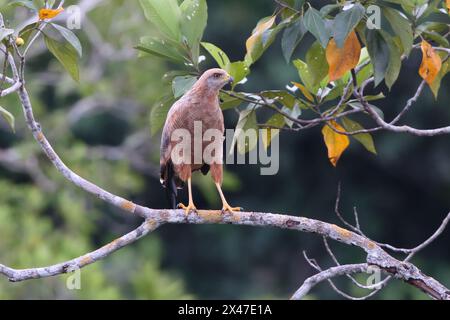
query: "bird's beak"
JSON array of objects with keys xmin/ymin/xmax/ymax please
[{"xmin": 227, "ymin": 76, "xmax": 234, "ymax": 84}]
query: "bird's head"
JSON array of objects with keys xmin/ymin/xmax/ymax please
[{"xmin": 198, "ymin": 68, "xmax": 234, "ymax": 92}]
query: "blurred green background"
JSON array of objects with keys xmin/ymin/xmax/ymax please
[{"xmin": 0, "ymin": 0, "xmax": 449, "ymax": 299}]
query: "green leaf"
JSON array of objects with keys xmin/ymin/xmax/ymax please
[
  {"xmin": 382, "ymin": 31, "xmax": 402, "ymax": 90},
  {"xmin": 136, "ymin": 36, "xmax": 185, "ymax": 63},
  {"xmin": 244, "ymin": 16, "xmax": 282, "ymax": 66},
  {"xmin": 356, "ymin": 47, "xmax": 373, "ymax": 83},
  {"xmin": 219, "ymin": 92, "xmax": 243, "ymax": 110},
  {"xmin": 322, "ymin": 82, "xmax": 344, "ymax": 102},
  {"xmin": 261, "ymin": 113, "xmax": 284, "ymax": 149},
  {"xmin": 139, "ymin": 0, "xmax": 181, "ymax": 40},
  {"xmin": 162, "ymin": 70, "xmax": 191, "ymax": 83},
  {"xmin": 0, "ymin": 27, "xmax": 14, "ymax": 42},
  {"xmin": 7, "ymin": 0, "xmax": 37, "ymax": 11},
  {"xmin": 360, "ymin": 93, "xmax": 386, "ymax": 101},
  {"xmin": 260, "ymin": 90, "xmax": 300, "ymax": 109},
  {"xmin": 418, "ymin": 22, "xmax": 450, "ymax": 34},
  {"xmin": 150, "ymin": 96, "xmax": 174, "ymax": 136},
  {"xmin": 261, "ymin": 20, "xmax": 287, "ymax": 48},
  {"xmin": 303, "ymin": 7, "xmax": 330, "ymax": 48},
  {"xmin": 0, "ymin": 106, "xmax": 15, "ymax": 133},
  {"xmin": 383, "ymin": 7, "xmax": 413, "ymax": 56},
  {"xmin": 225, "ymin": 61, "xmax": 249, "ymax": 89},
  {"xmin": 201, "ymin": 42, "xmax": 230, "ymax": 68},
  {"xmin": 50, "ymin": 23, "xmax": 82, "ymax": 57},
  {"xmin": 44, "ymin": 35, "xmax": 79, "ymax": 82},
  {"xmin": 348, "ymin": 101, "xmax": 384, "ymax": 120},
  {"xmin": 180, "ymin": 0, "xmax": 207, "ymax": 56},
  {"xmin": 230, "ymin": 106, "xmax": 258, "ymax": 154},
  {"xmin": 357, "ymin": 63, "xmax": 374, "ymax": 85},
  {"xmin": 341, "ymin": 117, "xmax": 377, "ymax": 155},
  {"xmin": 356, "ymin": 48, "xmax": 374, "ymax": 84},
  {"xmin": 172, "ymin": 75, "xmax": 197, "ymax": 98},
  {"xmin": 279, "ymin": 0, "xmax": 305, "ymax": 19},
  {"xmin": 306, "ymin": 41, "xmax": 328, "ymax": 87},
  {"xmin": 293, "ymin": 59, "xmax": 318, "ymax": 94},
  {"xmin": 382, "ymin": 0, "xmax": 416, "ymax": 14},
  {"xmin": 332, "ymin": 3, "xmax": 365, "ymax": 48},
  {"xmin": 421, "ymin": 31, "xmax": 450, "ymax": 47},
  {"xmin": 320, "ymin": 4, "xmax": 341, "ymax": 16},
  {"xmin": 265, "ymin": 113, "xmax": 285, "ymax": 128},
  {"xmin": 365, "ymin": 29, "xmax": 390, "ymax": 87},
  {"xmin": 416, "ymin": 0, "xmax": 442, "ymax": 21},
  {"xmin": 281, "ymin": 18, "xmax": 306, "ymax": 63},
  {"xmin": 17, "ymin": 22, "xmax": 37, "ymax": 43}
]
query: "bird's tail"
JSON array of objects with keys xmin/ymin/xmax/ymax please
[{"xmin": 165, "ymin": 161, "xmax": 178, "ymax": 209}]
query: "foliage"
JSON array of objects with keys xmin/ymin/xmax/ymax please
[
  {"xmin": 0, "ymin": 0, "xmax": 449, "ymax": 300},
  {"xmin": 0, "ymin": 0, "xmax": 191, "ymax": 299},
  {"xmin": 137, "ymin": 0, "xmax": 450, "ymax": 167}
]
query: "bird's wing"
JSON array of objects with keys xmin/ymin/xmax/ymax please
[
  {"xmin": 159, "ymin": 92, "xmax": 223, "ymax": 179},
  {"xmin": 159, "ymin": 95, "xmax": 196, "ymax": 183},
  {"xmin": 160, "ymin": 98, "xmax": 186, "ymax": 167}
]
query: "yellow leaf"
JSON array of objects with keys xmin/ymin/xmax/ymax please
[
  {"xmin": 326, "ymin": 30, "xmax": 361, "ymax": 82},
  {"xmin": 447, "ymin": 0, "xmax": 450, "ymax": 12},
  {"xmin": 291, "ymin": 81, "xmax": 314, "ymax": 102},
  {"xmin": 246, "ymin": 16, "xmax": 276, "ymax": 54},
  {"xmin": 322, "ymin": 121, "xmax": 350, "ymax": 167},
  {"xmin": 419, "ymin": 40, "xmax": 442, "ymax": 85},
  {"xmin": 39, "ymin": 7, "xmax": 64, "ymax": 20}
]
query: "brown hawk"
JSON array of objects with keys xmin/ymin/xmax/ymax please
[{"xmin": 160, "ymin": 68, "xmax": 241, "ymax": 214}]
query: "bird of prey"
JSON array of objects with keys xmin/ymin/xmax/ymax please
[{"xmin": 160, "ymin": 68, "xmax": 241, "ymax": 214}]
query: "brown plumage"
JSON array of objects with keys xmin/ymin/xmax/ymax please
[{"xmin": 160, "ymin": 68, "xmax": 241, "ymax": 214}]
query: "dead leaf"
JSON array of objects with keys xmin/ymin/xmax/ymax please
[
  {"xmin": 322, "ymin": 120, "xmax": 350, "ymax": 167},
  {"xmin": 326, "ymin": 30, "xmax": 361, "ymax": 82},
  {"xmin": 419, "ymin": 40, "xmax": 442, "ymax": 85},
  {"xmin": 39, "ymin": 7, "xmax": 64, "ymax": 20}
]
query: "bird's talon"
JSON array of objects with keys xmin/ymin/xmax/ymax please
[
  {"xmin": 178, "ymin": 203, "xmax": 197, "ymax": 215},
  {"xmin": 221, "ymin": 205, "xmax": 242, "ymax": 213}
]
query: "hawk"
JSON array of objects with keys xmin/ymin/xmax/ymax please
[{"xmin": 160, "ymin": 68, "xmax": 241, "ymax": 214}]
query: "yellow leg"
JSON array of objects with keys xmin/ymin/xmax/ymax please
[
  {"xmin": 215, "ymin": 182, "xmax": 242, "ymax": 213},
  {"xmin": 178, "ymin": 178, "xmax": 197, "ymax": 215}
]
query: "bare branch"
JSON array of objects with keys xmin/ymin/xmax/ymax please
[
  {"xmin": 356, "ymin": 61, "xmax": 450, "ymax": 137},
  {"xmin": 390, "ymin": 80, "xmax": 427, "ymax": 125},
  {"xmin": 0, "ymin": 219, "xmax": 160, "ymax": 282},
  {"xmin": 323, "ymin": 237, "xmax": 384, "ymax": 291},
  {"xmin": 291, "ymin": 263, "xmax": 369, "ymax": 300},
  {"xmin": 0, "ymin": 81, "xmax": 22, "ymax": 97},
  {"xmin": 16, "ymin": 85, "xmax": 147, "ymax": 218},
  {"xmin": 0, "ymin": 73, "xmax": 14, "ymax": 85},
  {"xmin": 302, "ymin": 250, "xmax": 380, "ymax": 300},
  {"xmin": 334, "ymin": 183, "xmax": 362, "ymax": 234},
  {"xmin": 405, "ymin": 212, "xmax": 450, "ymax": 261}
]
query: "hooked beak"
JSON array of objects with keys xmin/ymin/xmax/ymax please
[{"xmin": 227, "ymin": 75, "xmax": 234, "ymax": 84}]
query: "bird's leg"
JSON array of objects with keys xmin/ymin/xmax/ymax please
[
  {"xmin": 215, "ymin": 182, "xmax": 241, "ymax": 213},
  {"xmin": 178, "ymin": 178, "xmax": 197, "ymax": 215}
]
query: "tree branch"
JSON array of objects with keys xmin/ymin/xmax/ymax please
[
  {"xmin": 0, "ymin": 219, "xmax": 160, "ymax": 282},
  {"xmin": 0, "ymin": 81, "xmax": 21, "ymax": 97},
  {"xmin": 1, "ymin": 14, "xmax": 449, "ymax": 300},
  {"xmin": 291, "ymin": 264, "xmax": 369, "ymax": 300}
]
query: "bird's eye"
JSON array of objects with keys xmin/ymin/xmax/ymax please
[{"xmin": 213, "ymin": 73, "xmax": 222, "ymax": 78}]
